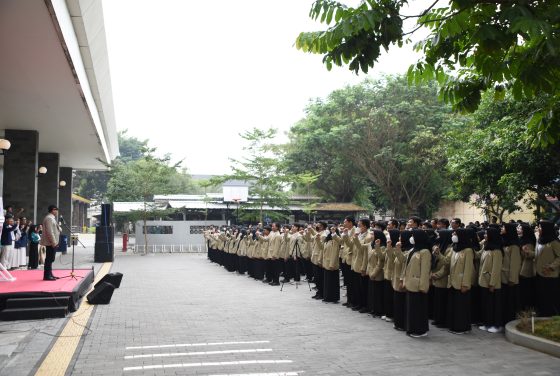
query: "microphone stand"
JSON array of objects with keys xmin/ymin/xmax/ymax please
[{"xmin": 58, "ymin": 217, "xmax": 85, "ymax": 280}]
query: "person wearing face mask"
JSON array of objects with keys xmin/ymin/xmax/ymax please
[
  {"xmin": 351, "ymin": 218, "xmax": 373, "ymax": 312},
  {"xmin": 341, "ymin": 216, "xmax": 357, "ymax": 308},
  {"xmin": 430, "ymin": 229, "xmax": 453, "ymax": 328},
  {"xmin": 393, "ymin": 230, "xmax": 410, "ymax": 331},
  {"xmin": 382, "ymin": 229, "xmax": 400, "ymax": 323},
  {"xmin": 518, "ymin": 223, "xmax": 537, "ymax": 311},
  {"xmin": 309, "ymin": 222, "xmax": 328, "ymax": 299},
  {"xmin": 501, "ymin": 223, "xmax": 522, "ymax": 324},
  {"xmin": 367, "ymin": 230, "xmax": 386, "ymax": 317},
  {"xmin": 447, "ymin": 228, "xmax": 474, "ymax": 334},
  {"xmin": 321, "ymin": 226, "xmax": 342, "ymax": 303},
  {"xmin": 478, "ymin": 227, "xmax": 503, "ymax": 333},
  {"xmin": 402, "ymin": 229, "xmax": 431, "ymax": 337},
  {"xmin": 534, "ymin": 220, "xmax": 560, "ymax": 317}
]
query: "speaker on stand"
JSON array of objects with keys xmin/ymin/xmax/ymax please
[{"xmin": 95, "ymin": 203, "xmax": 115, "ymax": 262}]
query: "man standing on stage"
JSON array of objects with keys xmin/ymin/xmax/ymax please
[{"xmin": 40, "ymin": 205, "xmax": 61, "ymax": 281}]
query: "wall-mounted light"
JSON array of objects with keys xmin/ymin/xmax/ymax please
[
  {"xmin": 0, "ymin": 139, "xmax": 11, "ymax": 155},
  {"xmin": 37, "ymin": 166, "xmax": 47, "ymax": 177},
  {"xmin": 59, "ymin": 180, "xmax": 67, "ymax": 189}
]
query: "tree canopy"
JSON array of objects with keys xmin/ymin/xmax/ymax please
[{"xmin": 296, "ymin": 0, "xmax": 560, "ymax": 147}]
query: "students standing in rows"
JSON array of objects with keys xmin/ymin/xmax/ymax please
[
  {"xmin": 447, "ymin": 228, "xmax": 474, "ymax": 334},
  {"xmin": 431, "ymin": 229, "xmax": 452, "ymax": 328},
  {"xmin": 403, "ymin": 229, "xmax": 431, "ymax": 337},
  {"xmin": 322, "ymin": 225, "xmax": 342, "ymax": 303},
  {"xmin": 382, "ymin": 229, "xmax": 400, "ymax": 323},
  {"xmin": 341, "ymin": 217, "xmax": 357, "ymax": 308},
  {"xmin": 351, "ymin": 218, "xmax": 372, "ymax": 312},
  {"xmin": 478, "ymin": 227, "xmax": 503, "ymax": 333},
  {"xmin": 393, "ymin": 230, "xmax": 411, "ymax": 331},
  {"xmin": 501, "ymin": 223, "xmax": 522, "ymax": 323},
  {"xmin": 534, "ymin": 220, "xmax": 560, "ymax": 317},
  {"xmin": 367, "ymin": 230, "xmax": 385, "ymax": 316}
]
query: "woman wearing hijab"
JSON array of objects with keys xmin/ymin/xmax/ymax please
[
  {"xmin": 392, "ymin": 230, "xmax": 410, "ymax": 331},
  {"xmin": 430, "ymin": 229, "xmax": 453, "ymax": 328},
  {"xmin": 322, "ymin": 226, "xmax": 342, "ymax": 303},
  {"xmin": 402, "ymin": 229, "xmax": 431, "ymax": 337},
  {"xmin": 501, "ymin": 223, "xmax": 522, "ymax": 324},
  {"xmin": 467, "ymin": 227, "xmax": 483, "ymax": 326},
  {"xmin": 351, "ymin": 218, "xmax": 373, "ymax": 313},
  {"xmin": 447, "ymin": 228, "xmax": 474, "ymax": 334},
  {"xmin": 367, "ymin": 230, "xmax": 386, "ymax": 317},
  {"xmin": 518, "ymin": 223, "xmax": 537, "ymax": 311},
  {"xmin": 534, "ymin": 220, "xmax": 560, "ymax": 317},
  {"xmin": 382, "ymin": 229, "xmax": 400, "ymax": 322},
  {"xmin": 478, "ymin": 227, "xmax": 503, "ymax": 333}
]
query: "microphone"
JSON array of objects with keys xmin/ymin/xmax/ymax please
[{"xmin": 59, "ymin": 215, "xmax": 65, "ymax": 224}]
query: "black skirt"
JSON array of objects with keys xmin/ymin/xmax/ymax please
[
  {"xmin": 313, "ymin": 264, "xmax": 324, "ymax": 297},
  {"xmin": 519, "ymin": 276, "xmax": 535, "ymax": 311},
  {"xmin": 448, "ymin": 288, "xmax": 472, "ymax": 333},
  {"xmin": 367, "ymin": 280, "xmax": 384, "ymax": 316},
  {"xmin": 501, "ymin": 283, "xmax": 520, "ymax": 324},
  {"xmin": 535, "ymin": 275, "xmax": 560, "ymax": 317},
  {"xmin": 383, "ymin": 280, "xmax": 394, "ymax": 318},
  {"xmin": 406, "ymin": 291, "xmax": 429, "ymax": 335},
  {"xmin": 393, "ymin": 290, "xmax": 406, "ymax": 330},
  {"xmin": 432, "ymin": 286, "xmax": 448, "ymax": 327},
  {"xmin": 480, "ymin": 287, "xmax": 502, "ymax": 328},
  {"xmin": 28, "ymin": 242, "xmax": 39, "ymax": 269}
]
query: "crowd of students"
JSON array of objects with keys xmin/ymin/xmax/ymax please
[
  {"xmin": 0, "ymin": 206, "xmax": 44, "ymax": 270},
  {"xmin": 204, "ymin": 216, "xmax": 560, "ymax": 338}
]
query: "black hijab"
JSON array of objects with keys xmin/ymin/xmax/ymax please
[
  {"xmin": 407, "ymin": 229, "xmax": 430, "ymax": 265},
  {"xmin": 485, "ymin": 227, "xmax": 502, "ymax": 251},
  {"xmin": 400, "ymin": 230, "xmax": 413, "ymax": 250},
  {"xmin": 436, "ymin": 229, "xmax": 453, "ymax": 254},
  {"xmin": 519, "ymin": 223, "xmax": 536, "ymax": 246},
  {"xmin": 371, "ymin": 230, "xmax": 387, "ymax": 247},
  {"xmin": 538, "ymin": 220, "xmax": 557, "ymax": 245},
  {"xmin": 453, "ymin": 228, "xmax": 471, "ymax": 252},
  {"xmin": 388, "ymin": 229, "xmax": 400, "ymax": 245},
  {"xmin": 502, "ymin": 223, "xmax": 520, "ymax": 247},
  {"xmin": 466, "ymin": 227, "xmax": 481, "ymax": 251}
]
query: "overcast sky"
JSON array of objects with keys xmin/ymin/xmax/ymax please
[{"xmin": 102, "ymin": 0, "xmax": 430, "ymax": 175}]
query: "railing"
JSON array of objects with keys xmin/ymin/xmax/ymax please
[{"xmin": 132, "ymin": 244, "xmax": 206, "ymax": 254}]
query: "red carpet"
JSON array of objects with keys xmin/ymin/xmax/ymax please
[{"xmin": 0, "ymin": 269, "xmax": 93, "ymax": 294}]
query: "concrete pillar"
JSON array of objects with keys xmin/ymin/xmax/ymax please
[
  {"xmin": 36, "ymin": 153, "xmax": 59, "ymax": 222},
  {"xmin": 58, "ymin": 167, "xmax": 73, "ymax": 236},
  {"xmin": 2, "ymin": 130, "xmax": 39, "ymax": 222}
]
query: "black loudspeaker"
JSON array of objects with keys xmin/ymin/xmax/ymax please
[
  {"xmin": 87, "ymin": 282, "xmax": 115, "ymax": 304},
  {"xmin": 100, "ymin": 204, "xmax": 112, "ymax": 226},
  {"xmin": 95, "ymin": 272, "xmax": 123, "ymax": 289},
  {"xmin": 94, "ymin": 242, "xmax": 114, "ymax": 262},
  {"xmin": 95, "ymin": 226, "xmax": 114, "ymax": 242}
]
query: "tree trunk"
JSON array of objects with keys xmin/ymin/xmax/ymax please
[{"xmin": 143, "ymin": 201, "xmax": 148, "ymax": 256}]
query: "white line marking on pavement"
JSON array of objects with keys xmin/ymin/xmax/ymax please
[
  {"xmin": 124, "ymin": 348, "xmax": 273, "ymax": 359},
  {"xmin": 208, "ymin": 372, "xmax": 303, "ymax": 376},
  {"xmin": 126, "ymin": 340, "xmax": 270, "ymax": 350},
  {"xmin": 123, "ymin": 360, "xmax": 293, "ymax": 372}
]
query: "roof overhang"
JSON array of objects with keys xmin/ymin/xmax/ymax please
[{"xmin": 0, "ymin": 0, "xmax": 118, "ymax": 170}]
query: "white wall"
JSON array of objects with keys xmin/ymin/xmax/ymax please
[{"xmin": 134, "ymin": 220, "xmax": 225, "ymax": 246}]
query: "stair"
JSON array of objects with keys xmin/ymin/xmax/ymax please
[{"xmin": 0, "ymin": 296, "xmax": 69, "ymax": 320}]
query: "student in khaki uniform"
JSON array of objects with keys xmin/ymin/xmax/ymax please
[
  {"xmin": 393, "ymin": 230, "xmax": 411, "ymax": 331},
  {"xmin": 447, "ymin": 228, "xmax": 474, "ymax": 334},
  {"xmin": 478, "ymin": 227, "xmax": 503, "ymax": 333},
  {"xmin": 467, "ymin": 227, "xmax": 483, "ymax": 326},
  {"xmin": 321, "ymin": 226, "xmax": 342, "ymax": 303},
  {"xmin": 501, "ymin": 223, "xmax": 522, "ymax": 324},
  {"xmin": 352, "ymin": 218, "xmax": 373, "ymax": 313},
  {"xmin": 403, "ymin": 229, "xmax": 431, "ymax": 338},
  {"xmin": 534, "ymin": 220, "xmax": 560, "ymax": 316},
  {"xmin": 341, "ymin": 217, "xmax": 356, "ymax": 308},
  {"xmin": 518, "ymin": 223, "xmax": 536, "ymax": 311},
  {"xmin": 237, "ymin": 230, "xmax": 248, "ymax": 275},
  {"xmin": 382, "ymin": 229, "xmax": 400, "ymax": 322},
  {"xmin": 366, "ymin": 230, "xmax": 386, "ymax": 317},
  {"xmin": 431, "ymin": 229, "xmax": 452, "ymax": 328},
  {"xmin": 309, "ymin": 222, "xmax": 328, "ymax": 299}
]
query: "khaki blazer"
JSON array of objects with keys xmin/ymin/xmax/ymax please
[
  {"xmin": 341, "ymin": 227, "xmax": 356, "ymax": 265},
  {"xmin": 478, "ymin": 248, "xmax": 502, "ymax": 288},
  {"xmin": 534, "ymin": 240, "xmax": 560, "ymax": 278},
  {"xmin": 392, "ymin": 246, "xmax": 406, "ymax": 291},
  {"xmin": 383, "ymin": 245, "xmax": 394, "ymax": 281},
  {"xmin": 301, "ymin": 231, "xmax": 312, "ymax": 259},
  {"xmin": 352, "ymin": 233, "xmax": 373, "ymax": 274},
  {"xmin": 310, "ymin": 230, "xmax": 327, "ymax": 266},
  {"xmin": 321, "ymin": 234, "xmax": 341, "ymax": 271},
  {"xmin": 520, "ymin": 244, "xmax": 536, "ymax": 278},
  {"xmin": 367, "ymin": 245, "xmax": 385, "ymax": 281},
  {"xmin": 403, "ymin": 249, "xmax": 431, "ymax": 293},
  {"xmin": 431, "ymin": 246, "xmax": 452, "ymax": 289},
  {"xmin": 501, "ymin": 245, "xmax": 521, "ymax": 284},
  {"xmin": 448, "ymin": 248, "xmax": 474, "ymax": 290}
]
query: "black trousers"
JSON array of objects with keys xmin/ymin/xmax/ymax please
[
  {"xmin": 535, "ymin": 275, "xmax": 560, "ymax": 317},
  {"xmin": 406, "ymin": 291, "xmax": 429, "ymax": 335},
  {"xmin": 470, "ymin": 285, "xmax": 482, "ymax": 325},
  {"xmin": 394, "ymin": 290, "xmax": 406, "ymax": 330},
  {"xmin": 304, "ymin": 258, "xmax": 314, "ymax": 281},
  {"xmin": 383, "ymin": 280, "xmax": 394, "ymax": 318},
  {"xmin": 323, "ymin": 269, "xmax": 340, "ymax": 302},
  {"xmin": 345, "ymin": 268, "xmax": 354, "ymax": 305},
  {"xmin": 367, "ymin": 280, "xmax": 384, "ymax": 315},
  {"xmin": 519, "ymin": 276, "xmax": 535, "ymax": 311},
  {"xmin": 44, "ymin": 245, "xmax": 56, "ymax": 278},
  {"xmin": 313, "ymin": 264, "xmax": 324, "ymax": 297},
  {"xmin": 432, "ymin": 286, "xmax": 448, "ymax": 327},
  {"xmin": 352, "ymin": 272, "xmax": 365, "ymax": 308},
  {"xmin": 28, "ymin": 243, "xmax": 39, "ymax": 269},
  {"xmin": 480, "ymin": 287, "xmax": 502, "ymax": 328},
  {"xmin": 448, "ymin": 288, "xmax": 472, "ymax": 332}
]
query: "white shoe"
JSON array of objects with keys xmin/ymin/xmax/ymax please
[
  {"xmin": 381, "ymin": 315, "xmax": 387, "ymax": 320},
  {"xmin": 478, "ymin": 325, "xmax": 488, "ymax": 331},
  {"xmin": 488, "ymin": 326, "xmax": 503, "ymax": 333},
  {"xmin": 386, "ymin": 317, "xmax": 393, "ymax": 322},
  {"xmin": 409, "ymin": 333, "xmax": 427, "ymax": 338}
]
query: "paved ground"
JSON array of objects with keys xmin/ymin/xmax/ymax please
[{"xmin": 2, "ymin": 243, "xmax": 560, "ymax": 375}]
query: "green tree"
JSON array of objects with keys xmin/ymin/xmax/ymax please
[
  {"xmin": 296, "ymin": 0, "xmax": 560, "ymax": 146},
  {"xmin": 447, "ymin": 93, "xmax": 560, "ymax": 222}
]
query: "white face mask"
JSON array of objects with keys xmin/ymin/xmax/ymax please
[
  {"xmin": 409, "ymin": 237, "xmax": 415, "ymax": 245},
  {"xmin": 452, "ymin": 235, "xmax": 459, "ymax": 243}
]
